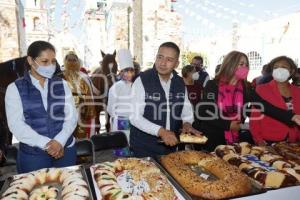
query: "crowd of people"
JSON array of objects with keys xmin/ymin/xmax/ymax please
[{"xmin": 1, "ymin": 40, "xmax": 300, "ymax": 173}]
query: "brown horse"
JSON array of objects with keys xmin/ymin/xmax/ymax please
[
  {"xmin": 91, "ymin": 50, "xmax": 118, "ymax": 133},
  {"xmin": 0, "ymin": 56, "xmax": 27, "ymax": 146},
  {"xmin": 0, "ymin": 57, "xmax": 62, "ymax": 146}
]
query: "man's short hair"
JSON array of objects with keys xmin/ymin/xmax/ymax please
[
  {"xmin": 159, "ymin": 42, "xmax": 180, "ymax": 58},
  {"xmin": 192, "ymin": 56, "xmax": 203, "ymax": 63}
]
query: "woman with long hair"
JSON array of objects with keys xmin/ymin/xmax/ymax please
[{"xmin": 194, "ymin": 51, "xmax": 300, "ymax": 151}]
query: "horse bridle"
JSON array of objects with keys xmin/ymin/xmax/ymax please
[{"xmin": 12, "ymin": 60, "xmax": 22, "ymax": 78}]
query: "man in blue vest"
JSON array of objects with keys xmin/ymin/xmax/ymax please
[
  {"xmin": 191, "ymin": 56, "xmax": 210, "ymax": 87},
  {"xmin": 130, "ymin": 42, "xmax": 202, "ymax": 157}
]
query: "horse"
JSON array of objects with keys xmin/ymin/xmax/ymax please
[
  {"xmin": 91, "ymin": 50, "xmax": 118, "ymax": 133},
  {"xmin": 0, "ymin": 56, "xmax": 62, "ymax": 146},
  {"xmin": 0, "ymin": 56, "xmax": 27, "ymax": 146}
]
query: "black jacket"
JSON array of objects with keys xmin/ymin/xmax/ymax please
[{"xmin": 193, "ymin": 79, "xmax": 294, "ymax": 151}]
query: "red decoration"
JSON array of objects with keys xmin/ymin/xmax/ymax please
[
  {"xmin": 22, "ymin": 17, "xmax": 26, "ymax": 27},
  {"xmin": 171, "ymin": 5, "xmax": 175, "ymax": 12}
]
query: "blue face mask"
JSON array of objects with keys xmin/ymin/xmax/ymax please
[{"xmin": 33, "ymin": 60, "xmax": 56, "ymax": 78}]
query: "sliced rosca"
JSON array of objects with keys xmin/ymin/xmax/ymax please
[
  {"xmin": 179, "ymin": 132, "xmax": 208, "ymax": 144},
  {"xmin": 161, "ymin": 151, "xmax": 252, "ymax": 199}
]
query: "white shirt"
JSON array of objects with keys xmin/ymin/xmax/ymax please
[
  {"xmin": 5, "ymin": 73, "xmax": 78, "ymax": 150},
  {"xmin": 107, "ymin": 80, "xmax": 133, "ymax": 118},
  {"xmin": 130, "ymin": 74, "xmax": 194, "ymax": 137},
  {"xmin": 203, "ymin": 75, "xmax": 210, "ymax": 87}
]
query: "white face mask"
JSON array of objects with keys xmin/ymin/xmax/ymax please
[
  {"xmin": 192, "ymin": 72, "xmax": 199, "ymax": 80},
  {"xmin": 33, "ymin": 60, "xmax": 56, "ymax": 79},
  {"xmin": 272, "ymin": 68, "xmax": 290, "ymax": 83}
]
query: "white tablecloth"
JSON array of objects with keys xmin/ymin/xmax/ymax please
[{"xmin": 233, "ymin": 186, "xmax": 300, "ymax": 200}]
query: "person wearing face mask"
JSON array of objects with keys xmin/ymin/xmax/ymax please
[
  {"xmin": 193, "ymin": 51, "xmax": 300, "ymax": 151},
  {"xmin": 63, "ymin": 51, "xmax": 96, "ymax": 139},
  {"xmin": 107, "ymin": 49, "xmax": 135, "ymax": 142},
  {"xmin": 193, "ymin": 51, "xmax": 251, "ymax": 151},
  {"xmin": 250, "ymin": 56, "xmax": 300, "ymax": 146},
  {"xmin": 5, "ymin": 41, "xmax": 77, "ymax": 173},
  {"xmin": 181, "ymin": 65, "xmax": 203, "ymax": 108},
  {"xmin": 251, "ymin": 64, "xmax": 272, "ymax": 88},
  {"xmin": 191, "ymin": 56, "xmax": 210, "ymax": 88}
]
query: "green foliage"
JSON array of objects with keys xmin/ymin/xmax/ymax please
[
  {"xmin": 181, "ymin": 51, "xmax": 198, "ymax": 67},
  {"xmin": 181, "ymin": 51, "xmax": 209, "ymax": 67}
]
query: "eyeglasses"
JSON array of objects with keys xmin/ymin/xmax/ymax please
[{"xmin": 192, "ymin": 63, "xmax": 203, "ymax": 67}]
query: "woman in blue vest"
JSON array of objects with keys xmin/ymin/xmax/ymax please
[{"xmin": 5, "ymin": 41, "xmax": 78, "ymax": 173}]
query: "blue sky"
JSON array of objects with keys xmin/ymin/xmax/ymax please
[{"xmin": 174, "ymin": 0, "xmax": 300, "ymax": 41}]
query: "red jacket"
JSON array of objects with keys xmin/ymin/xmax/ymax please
[{"xmin": 250, "ymin": 80, "xmax": 300, "ymax": 144}]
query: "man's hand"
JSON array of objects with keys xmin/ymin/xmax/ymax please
[
  {"xmin": 181, "ymin": 122, "xmax": 203, "ymax": 137},
  {"xmin": 292, "ymin": 115, "xmax": 300, "ymax": 126},
  {"xmin": 158, "ymin": 128, "xmax": 178, "ymax": 146},
  {"xmin": 56, "ymin": 148, "xmax": 64, "ymax": 159},
  {"xmin": 230, "ymin": 121, "xmax": 241, "ymax": 132},
  {"xmin": 46, "ymin": 140, "xmax": 63, "ymax": 159}
]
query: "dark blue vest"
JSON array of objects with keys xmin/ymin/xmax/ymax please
[
  {"xmin": 15, "ymin": 72, "xmax": 73, "ymax": 154},
  {"xmin": 130, "ymin": 68, "xmax": 185, "ymax": 157}
]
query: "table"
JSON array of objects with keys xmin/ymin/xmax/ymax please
[{"xmin": 234, "ymin": 186, "xmax": 300, "ymax": 200}]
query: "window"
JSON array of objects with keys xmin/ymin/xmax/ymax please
[
  {"xmin": 247, "ymin": 51, "xmax": 262, "ymax": 70},
  {"xmin": 33, "ymin": 17, "xmax": 40, "ymax": 31}
]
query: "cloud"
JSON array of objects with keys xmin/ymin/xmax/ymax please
[
  {"xmin": 208, "ymin": 9, "xmax": 215, "ymax": 14},
  {"xmin": 196, "ymin": 15, "xmax": 203, "ymax": 21},
  {"xmin": 216, "ymin": 13, "xmax": 222, "ymax": 18}
]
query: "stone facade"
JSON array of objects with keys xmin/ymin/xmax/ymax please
[
  {"xmin": 83, "ymin": 7, "xmax": 106, "ymax": 68},
  {"xmin": 131, "ymin": 0, "xmax": 143, "ymax": 65},
  {"xmin": 106, "ymin": 1, "xmax": 131, "ymax": 52},
  {"xmin": 24, "ymin": 0, "xmax": 49, "ymax": 47},
  {"xmin": 0, "ymin": 0, "xmax": 182, "ymax": 67},
  {"xmin": 135, "ymin": 0, "xmax": 182, "ymax": 67},
  {"xmin": 0, "ymin": 0, "xmax": 25, "ymax": 62},
  {"xmin": 106, "ymin": 0, "xmax": 182, "ymax": 68}
]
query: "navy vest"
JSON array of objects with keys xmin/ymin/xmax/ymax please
[
  {"xmin": 15, "ymin": 72, "xmax": 73, "ymax": 154},
  {"xmin": 130, "ymin": 68, "xmax": 185, "ymax": 157}
]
